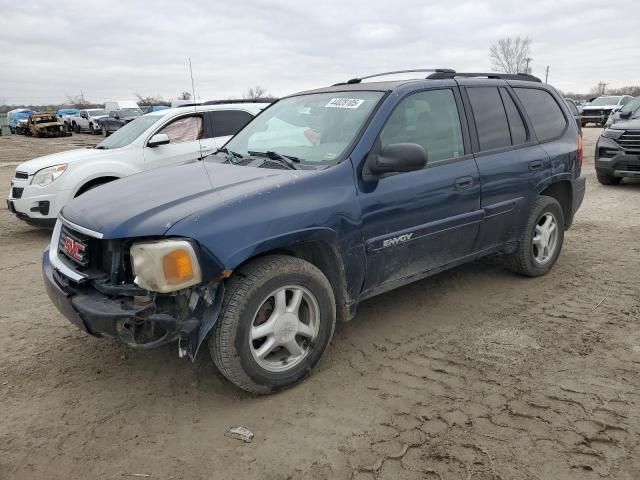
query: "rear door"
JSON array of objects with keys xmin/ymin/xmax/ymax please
[
  {"xmin": 460, "ymin": 81, "xmax": 562, "ymax": 251},
  {"xmin": 142, "ymin": 113, "xmax": 206, "ymax": 170},
  {"xmin": 359, "ymin": 87, "xmax": 482, "ymax": 291}
]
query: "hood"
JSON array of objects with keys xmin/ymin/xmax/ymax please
[
  {"xmin": 35, "ymin": 122, "xmax": 64, "ymax": 128},
  {"xmin": 608, "ymin": 118, "xmax": 640, "ymax": 130},
  {"xmin": 61, "ymin": 160, "xmax": 302, "ymax": 238},
  {"xmin": 16, "ymin": 147, "xmax": 128, "ymax": 174}
]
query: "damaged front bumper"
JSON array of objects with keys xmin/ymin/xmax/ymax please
[{"xmin": 42, "ymin": 248, "xmax": 224, "ymax": 360}]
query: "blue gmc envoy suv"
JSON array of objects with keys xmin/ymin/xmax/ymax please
[{"xmin": 43, "ymin": 69, "xmax": 586, "ymax": 393}]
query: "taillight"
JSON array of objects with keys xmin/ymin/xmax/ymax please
[{"xmin": 577, "ymin": 134, "xmax": 583, "ymax": 169}]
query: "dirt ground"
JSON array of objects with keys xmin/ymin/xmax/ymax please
[{"xmin": 1, "ymin": 129, "xmax": 639, "ymax": 480}]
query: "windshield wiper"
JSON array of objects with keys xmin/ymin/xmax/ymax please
[
  {"xmin": 210, "ymin": 147, "xmax": 243, "ymax": 163},
  {"xmin": 248, "ymin": 150, "xmax": 301, "ymax": 170}
]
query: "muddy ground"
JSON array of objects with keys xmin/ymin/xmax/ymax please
[{"xmin": 1, "ymin": 129, "xmax": 639, "ymax": 480}]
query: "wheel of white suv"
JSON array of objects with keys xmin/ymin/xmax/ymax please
[
  {"xmin": 209, "ymin": 255, "xmax": 336, "ymax": 394},
  {"xmin": 505, "ymin": 195, "xmax": 565, "ymax": 277}
]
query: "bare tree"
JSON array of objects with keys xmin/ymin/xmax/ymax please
[
  {"xmin": 489, "ymin": 36, "xmax": 532, "ymax": 74},
  {"xmin": 65, "ymin": 92, "xmax": 91, "ymax": 108},
  {"xmin": 134, "ymin": 92, "xmax": 166, "ymax": 105},
  {"xmin": 243, "ymin": 86, "xmax": 269, "ymax": 99}
]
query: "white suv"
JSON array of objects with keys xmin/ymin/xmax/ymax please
[{"xmin": 7, "ymin": 103, "xmax": 269, "ymax": 227}]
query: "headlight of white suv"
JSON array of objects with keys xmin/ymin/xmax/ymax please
[
  {"xmin": 31, "ymin": 164, "xmax": 67, "ymax": 186},
  {"xmin": 130, "ymin": 239, "xmax": 202, "ymax": 293}
]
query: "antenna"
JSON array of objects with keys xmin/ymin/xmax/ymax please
[{"xmin": 188, "ymin": 57, "xmax": 204, "ymax": 159}]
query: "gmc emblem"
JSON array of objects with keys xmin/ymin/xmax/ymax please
[{"xmin": 62, "ymin": 235, "xmax": 86, "ymax": 262}]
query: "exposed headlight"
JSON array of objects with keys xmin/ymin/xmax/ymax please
[
  {"xmin": 602, "ymin": 129, "xmax": 625, "ymax": 139},
  {"xmin": 130, "ymin": 239, "xmax": 202, "ymax": 293},
  {"xmin": 31, "ymin": 164, "xmax": 67, "ymax": 186}
]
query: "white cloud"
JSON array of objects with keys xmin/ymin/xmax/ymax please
[{"xmin": 1, "ymin": 0, "xmax": 639, "ymax": 104}]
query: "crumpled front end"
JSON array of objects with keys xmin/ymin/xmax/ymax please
[{"xmin": 42, "ymin": 218, "xmax": 223, "ymax": 360}]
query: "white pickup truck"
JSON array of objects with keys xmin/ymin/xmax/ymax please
[{"xmin": 69, "ymin": 108, "xmax": 108, "ymax": 134}]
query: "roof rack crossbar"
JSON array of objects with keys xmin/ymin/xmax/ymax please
[
  {"xmin": 340, "ymin": 68, "xmax": 456, "ymax": 85},
  {"xmin": 426, "ymin": 71, "xmax": 542, "ymax": 82}
]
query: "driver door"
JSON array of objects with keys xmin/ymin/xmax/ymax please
[
  {"xmin": 359, "ymin": 88, "xmax": 482, "ymax": 291},
  {"xmin": 142, "ymin": 114, "xmax": 207, "ymax": 170}
]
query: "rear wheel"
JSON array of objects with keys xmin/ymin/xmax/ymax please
[
  {"xmin": 73, "ymin": 122, "xmax": 79, "ymax": 133},
  {"xmin": 505, "ymin": 196, "xmax": 564, "ymax": 277},
  {"xmin": 209, "ymin": 255, "xmax": 336, "ymax": 394},
  {"xmin": 102, "ymin": 125, "xmax": 109, "ymax": 137},
  {"xmin": 597, "ymin": 173, "xmax": 622, "ymax": 185}
]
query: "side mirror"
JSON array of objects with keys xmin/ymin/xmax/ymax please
[
  {"xmin": 147, "ymin": 133, "xmax": 171, "ymax": 147},
  {"xmin": 114, "ymin": 115, "xmax": 120, "ymax": 120},
  {"xmin": 366, "ymin": 143, "xmax": 428, "ymax": 176},
  {"xmin": 619, "ymin": 111, "xmax": 632, "ymax": 119}
]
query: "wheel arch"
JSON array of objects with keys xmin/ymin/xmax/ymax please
[
  {"xmin": 226, "ymin": 235, "xmax": 352, "ymax": 323},
  {"xmin": 538, "ymin": 178, "xmax": 573, "ymax": 228},
  {"xmin": 74, "ymin": 175, "xmax": 120, "ymax": 197}
]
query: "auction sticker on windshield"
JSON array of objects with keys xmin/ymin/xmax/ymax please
[{"xmin": 326, "ymin": 98, "xmax": 365, "ymax": 109}]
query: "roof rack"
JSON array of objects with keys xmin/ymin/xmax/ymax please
[
  {"xmin": 334, "ymin": 69, "xmax": 456, "ymax": 86},
  {"xmin": 334, "ymin": 69, "xmax": 541, "ymax": 86},
  {"xmin": 426, "ymin": 71, "xmax": 542, "ymax": 82},
  {"xmin": 202, "ymin": 98, "xmax": 278, "ymax": 105}
]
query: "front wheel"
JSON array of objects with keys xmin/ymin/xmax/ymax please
[
  {"xmin": 102, "ymin": 125, "xmax": 109, "ymax": 137},
  {"xmin": 209, "ymin": 255, "xmax": 336, "ymax": 394},
  {"xmin": 505, "ymin": 196, "xmax": 565, "ymax": 277}
]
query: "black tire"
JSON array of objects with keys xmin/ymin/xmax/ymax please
[
  {"xmin": 102, "ymin": 125, "xmax": 109, "ymax": 137},
  {"xmin": 505, "ymin": 195, "xmax": 565, "ymax": 277},
  {"xmin": 73, "ymin": 122, "xmax": 79, "ymax": 133},
  {"xmin": 9, "ymin": 127, "xmax": 15, "ymax": 134},
  {"xmin": 89, "ymin": 123, "xmax": 95, "ymax": 135},
  {"xmin": 596, "ymin": 173, "xmax": 622, "ymax": 185},
  {"xmin": 209, "ymin": 255, "xmax": 336, "ymax": 394}
]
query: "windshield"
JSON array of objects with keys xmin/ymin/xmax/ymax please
[
  {"xmin": 223, "ymin": 91, "xmax": 384, "ymax": 167},
  {"xmin": 96, "ymin": 115, "xmax": 162, "ymax": 149},
  {"xmin": 89, "ymin": 109, "xmax": 106, "ymax": 117},
  {"xmin": 35, "ymin": 116, "xmax": 57, "ymax": 123},
  {"xmin": 589, "ymin": 96, "xmax": 621, "ymax": 106},
  {"xmin": 621, "ymin": 97, "xmax": 640, "ymax": 114},
  {"xmin": 119, "ymin": 108, "xmax": 142, "ymax": 117}
]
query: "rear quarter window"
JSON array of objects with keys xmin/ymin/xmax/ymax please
[{"xmin": 514, "ymin": 88, "xmax": 568, "ymax": 142}]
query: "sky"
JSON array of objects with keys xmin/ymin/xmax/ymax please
[{"xmin": 1, "ymin": 0, "xmax": 639, "ymax": 105}]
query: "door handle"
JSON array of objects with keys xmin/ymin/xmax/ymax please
[
  {"xmin": 455, "ymin": 176, "xmax": 474, "ymax": 190},
  {"xmin": 529, "ymin": 160, "xmax": 543, "ymax": 171}
]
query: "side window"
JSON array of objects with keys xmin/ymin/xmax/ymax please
[
  {"xmin": 514, "ymin": 88, "xmax": 568, "ymax": 142},
  {"xmin": 379, "ymin": 89, "xmax": 464, "ymax": 164},
  {"xmin": 209, "ymin": 110, "xmax": 254, "ymax": 138},
  {"xmin": 500, "ymin": 88, "xmax": 528, "ymax": 145},
  {"xmin": 621, "ymin": 97, "xmax": 631, "ymax": 106},
  {"xmin": 467, "ymin": 87, "xmax": 511, "ymax": 151},
  {"xmin": 158, "ymin": 115, "xmax": 203, "ymax": 143},
  {"xmin": 564, "ymin": 99, "xmax": 579, "ymax": 117}
]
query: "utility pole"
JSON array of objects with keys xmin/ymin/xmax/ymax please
[
  {"xmin": 525, "ymin": 57, "xmax": 532, "ymax": 74},
  {"xmin": 601, "ymin": 82, "xmax": 608, "ymax": 95},
  {"xmin": 545, "ymin": 66, "xmax": 549, "ymax": 83}
]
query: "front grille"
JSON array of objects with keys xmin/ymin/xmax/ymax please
[
  {"xmin": 615, "ymin": 130, "xmax": 640, "ymax": 152},
  {"xmin": 15, "ymin": 171, "xmax": 28, "ymax": 179},
  {"xmin": 58, "ymin": 225, "xmax": 91, "ymax": 267},
  {"xmin": 583, "ymin": 109, "xmax": 603, "ymax": 117},
  {"xmin": 11, "ymin": 187, "xmax": 23, "ymax": 199}
]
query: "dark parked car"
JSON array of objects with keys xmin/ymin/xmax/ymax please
[
  {"xmin": 595, "ymin": 119, "xmax": 640, "ymax": 185},
  {"xmin": 605, "ymin": 96, "xmax": 640, "ymax": 127},
  {"xmin": 98, "ymin": 108, "xmax": 143, "ymax": 136},
  {"xmin": 43, "ymin": 69, "xmax": 585, "ymax": 393}
]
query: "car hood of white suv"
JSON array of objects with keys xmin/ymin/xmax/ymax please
[{"xmin": 16, "ymin": 147, "xmax": 129, "ymax": 174}]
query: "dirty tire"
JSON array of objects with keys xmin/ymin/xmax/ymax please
[
  {"xmin": 596, "ymin": 173, "xmax": 622, "ymax": 185},
  {"xmin": 73, "ymin": 122, "xmax": 80, "ymax": 133},
  {"xmin": 505, "ymin": 195, "xmax": 565, "ymax": 277},
  {"xmin": 102, "ymin": 126, "xmax": 109, "ymax": 137},
  {"xmin": 209, "ymin": 255, "xmax": 336, "ymax": 395}
]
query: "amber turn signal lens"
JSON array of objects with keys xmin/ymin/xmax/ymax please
[{"xmin": 163, "ymin": 249, "xmax": 194, "ymax": 284}]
